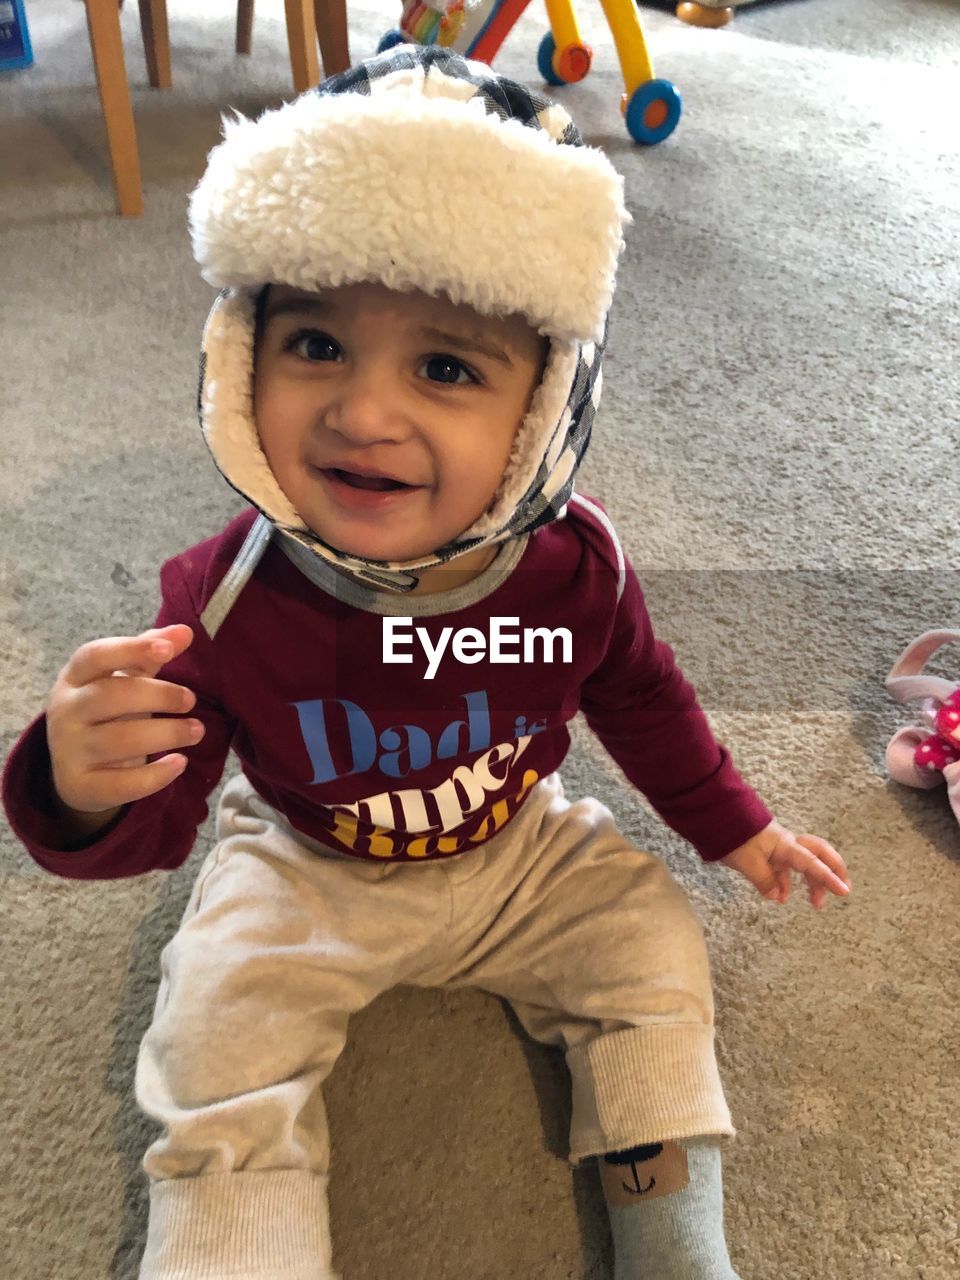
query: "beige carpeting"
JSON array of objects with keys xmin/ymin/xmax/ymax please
[{"xmin": 2, "ymin": 1, "xmax": 960, "ymax": 1277}]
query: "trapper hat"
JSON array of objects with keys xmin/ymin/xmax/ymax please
[{"xmin": 189, "ymin": 44, "xmax": 631, "ymax": 592}]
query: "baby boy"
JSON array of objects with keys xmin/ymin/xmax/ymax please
[{"xmin": 2, "ymin": 47, "xmax": 850, "ymax": 1280}]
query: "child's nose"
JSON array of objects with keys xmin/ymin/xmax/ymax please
[{"xmin": 321, "ymin": 363, "xmax": 405, "ymax": 444}]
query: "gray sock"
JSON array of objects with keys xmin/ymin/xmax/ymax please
[{"xmin": 601, "ymin": 1137, "xmax": 740, "ymax": 1280}]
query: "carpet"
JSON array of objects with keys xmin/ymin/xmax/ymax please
[{"xmin": 2, "ymin": 1, "xmax": 959, "ymax": 1277}]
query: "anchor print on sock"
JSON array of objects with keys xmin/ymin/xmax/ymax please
[{"xmin": 600, "ymin": 1141, "xmax": 690, "ymax": 1208}]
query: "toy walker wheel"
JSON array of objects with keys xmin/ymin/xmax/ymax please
[
  {"xmin": 537, "ymin": 34, "xmax": 563, "ymax": 85},
  {"xmin": 623, "ymin": 78, "xmax": 682, "ymax": 145},
  {"xmin": 537, "ymin": 33, "xmax": 592, "ymax": 86},
  {"xmin": 377, "ymin": 29, "xmax": 406, "ymax": 54}
]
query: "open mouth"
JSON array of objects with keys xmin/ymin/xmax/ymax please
[{"xmin": 327, "ymin": 469, "xmax": 411, "ymax": 492}]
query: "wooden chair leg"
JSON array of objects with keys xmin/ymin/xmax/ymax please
[
  {"xmin": 137, "ymin": 0, "xmax": 171, "ymax": 87},
  {"xmin": 283, "ymin": 0, "xmax": 321, "ymax": 93},
  {"xmin": 237, "ymin": 0, "xmax": 255, "ymax": 55},
  {"xmin": 84, "ymin": 0, "xmax": 143, "ymax": 215},
  {"xmin": 314, "ymin": 0, "xmax": 350, "ymax": 77}
]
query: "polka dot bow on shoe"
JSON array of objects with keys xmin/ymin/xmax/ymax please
[{"xmin": 886, "ymin": 632, "xmax": 960, "ymax": 817}]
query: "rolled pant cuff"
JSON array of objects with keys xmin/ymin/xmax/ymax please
[
  {"xmin": 139, "ymin": 1169, "xmax": 336, "ymax": 1280},
  {"xmin": 566, "ymin": 1022, "xmax": 735, "ymax": 1165}
]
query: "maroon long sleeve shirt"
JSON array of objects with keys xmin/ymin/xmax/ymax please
[{"xmin": 2, "ymin": 497, "xmax": 772, "ymax": 879}]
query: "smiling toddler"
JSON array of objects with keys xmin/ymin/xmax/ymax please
[{"xmin": 2, "ymin": 46, "xmax": 851, "ymax": 1280}]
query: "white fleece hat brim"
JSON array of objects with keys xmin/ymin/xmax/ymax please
[{"xmin": 189, "ymin": 63, "xmax": 629, "ymax": 346}]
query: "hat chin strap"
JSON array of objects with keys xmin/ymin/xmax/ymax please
[{"xmin": 274, "ymin": 518, "xmax": 511, "ymax": 594}]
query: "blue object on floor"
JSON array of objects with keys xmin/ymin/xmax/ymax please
[
  {"xmin": 0, "ymin": 0, "xmax": 33, "ymax": 70},
  {"xmin": 624, "ymin": 78, "xmax": 682, "ymax": 145}
]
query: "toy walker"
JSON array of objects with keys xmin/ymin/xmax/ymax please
[{"xmin": 378, "ymin": 0, "xmax": 682, "ymax": 146}]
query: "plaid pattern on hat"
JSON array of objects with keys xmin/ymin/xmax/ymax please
[
  {"xmin": 501, "ymin": 330, "xmax": 605, "ymax": 539},
  {"xmin": 318, "ymin": 45, "xmax": 582, "ymax": 146}
]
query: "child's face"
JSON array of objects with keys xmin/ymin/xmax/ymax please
[{"xmin": 253, "ymin": 281, "xmax": 549, "ymax": 567}]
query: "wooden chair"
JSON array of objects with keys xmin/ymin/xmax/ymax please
[{"xmin": 84, "ymin": 0, "xmax": 350, "ymax": 217}]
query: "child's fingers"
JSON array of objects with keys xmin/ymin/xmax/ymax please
[
  {"xmin": 116, "ymin": 624, "xmax": 195, "ymax": 679},
  {"xmin": 50, "ymin": 708, "xmax": 204, "ymax": 810},
  {"xmin": 808, "ymin": 881, "xmax": 828, "ymax": 910},
  {"xmin": 777, "ymin": 866, "xmax": 792, "ymax": 902},
  {"xmin": 77, "ymin": 674, "xmax": 196, "ymax": 726},
  {"xmin": 803, "ymin": 859, "xmax": 849, "ymax": 898},
  {"xmin": 792, "ymin": 838, "xmax": 851, "ymax": 898},
  {"xmin": 800, "ymin": 834, "xmax": 853, "ymax": 888},
  {"xmin": 73, "ymin": 753, "xmax": 191, "ymax": 812},
  {"xmin": 86, "ymin": 714, "xmax": 205, "ymax": 769},
  {"xmin": 794, "ymin": 861, "xmax": 845, "ymax": 909},
  {"xmin": 63, "ymin": 625, "xmax": 194, "ymax": 687},
  {"xmin": 760, "ymin": 865, "xmax": 791, "ymax": 904}
]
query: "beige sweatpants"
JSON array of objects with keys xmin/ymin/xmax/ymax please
[{"xmin": 136, "ymin": 769, "xmax": 734, "ymax": 1280}]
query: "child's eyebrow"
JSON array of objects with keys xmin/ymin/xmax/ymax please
[
  {"xmin": 418, "ymin": 326, "xmax": 514, "ymax": 370},
  {"xmin": 265, "ymin": 296, "xmax": 515, "ymax": 369}
]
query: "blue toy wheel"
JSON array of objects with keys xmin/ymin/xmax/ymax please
[
  {"xmin": 537, "ymin": 32, "xmax": 592, "ymax": 84},
  {"xmin": 377, "ymin": 29, "xmax": 406, "ymax": 54},
  {"xmin": 624, "ymin": 79, "xmax": 682, "ymax": 145},
  {"xmin": 537, "ymin": 34, "xmax": 564, "ymax": 87}
]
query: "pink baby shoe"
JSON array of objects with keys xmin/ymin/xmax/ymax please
[{"xmin": 885, "ymin": 630, "xmax": 960, "ymax": 820}]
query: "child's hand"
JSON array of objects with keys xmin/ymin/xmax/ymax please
[
  {"xmin": 719, "ymin": 820, "xmax": 852, "ymax": 909},
  {"xmin": 46, "ymin": 624, "xmax": 201, "ymax": 817}
]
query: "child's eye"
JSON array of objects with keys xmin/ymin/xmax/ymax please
[
  {"xmin": 420, "ymin": 355, "xmax": 476, "ymax": 386},
  {"xmin": 280, "ymin": 331, "xmax": 476, "ymax": 385},
  {"xmin": 284, "ymin": 329, "xmax": 341, "ymax": 362}
]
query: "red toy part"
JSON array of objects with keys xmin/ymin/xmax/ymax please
[
  {"xmin": 935, "ymin": 690, "xmax": 960, "ymax": 746},
  {"xmin": 468, "ymin": 0, "xmax": 529, "ymax": 61},
  {"xmin": 914, "ymin": 733, "xmax": 960, "ymax": 774}
]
